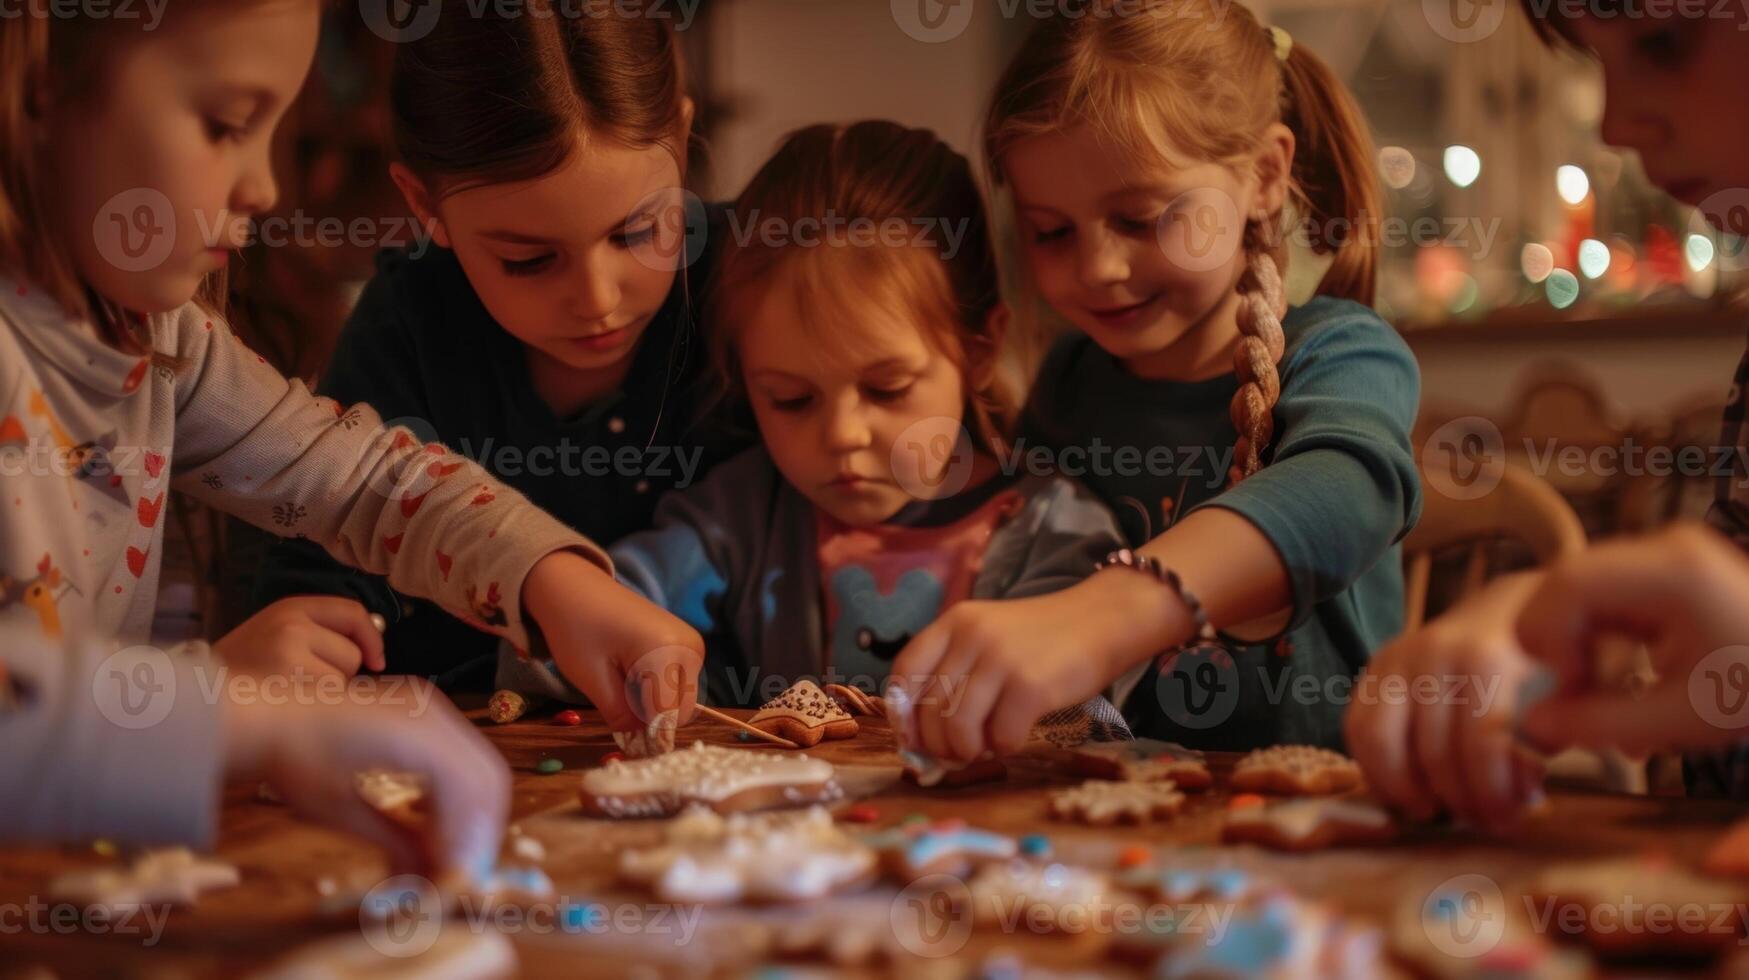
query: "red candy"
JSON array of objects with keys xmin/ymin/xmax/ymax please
[
  {"xmin": 842, "ymin": 804, "xmax": 881, "ymax": 824},
  {"xmin": 554, "ymin": 710, "xmax": 583, "ymax": 727},
  {"xmin": 1117, "ymin": 845, "xmax": 1153, "ymax": 869},
  {"xmin": 1228, "ymin": 793, "xmax": 1266, "ymax": 811},
  {"xmin": 601, "ymin": 751, "xmax": 624, "ymax": 764}
]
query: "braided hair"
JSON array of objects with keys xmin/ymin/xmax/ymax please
[{"xmin": 1227, "ymin": 224, "xmax": 1288, "ymax": 486}]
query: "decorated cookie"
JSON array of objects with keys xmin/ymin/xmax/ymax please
[
  {"xmin": 487, "ymin": 689, "xmax": 528, "ymax": 724},
  {"xmin": 1526, "ymin": 855, "xmax": 1748, "ymax": 959},
  {"xmin": 1119, "ymin": 866, "xmax": 1260, "ymax": 905},
  {"xmin": 862, "ymin": 822, "xmax": 1018, "ymax": 882},
  {"xmin": 1230, "ymin": 745, "xmax": 1363, "ymax": 796},
  {"xmin": 612, "ymin": 708, "xmax": 679, "ymax": 760},
  {"xmin": 967, "ymin": 859, "xmax": 1113, "ymax": 934},
  {"xmin": 765, "ymin": 915, "xmax": 898, "ymax": 965},
  {"xmin": 50, "ymin": 847, "xmax": 240, "ymax": 908},
  {"xmin": 579, "ymin": 740, "xmax": 841, "ymax": 818},
  {"xmin": 1222, "ymin": 799, "xmax": 1397, "ymax": 851},
  {"xmin": 1068, "ymin": 739, "xmax": 1212, "ymax": 789},
  {"xmin": 1049, "ymin": 779, "xmax": 1186, "ymax": 826},
  {"xmin": 256, "ymin": 929, "xmax": 517, "ymax": 980},
  {"xmin": 750, "ymin": 680, "xmax": 859, "ymax": 747},
  {"xmin": 1393, "ymin": 878, "xmax": 1593, "ymax": 980},
  {"xmin": 1126, "ymin": 893, "xmax": 1385, "ymax": 978},
  {"xmin": 823, "ymin": 683, "xmax": 885, "ymax": 718},
  {"xmin": 619, "ymin": 805, "xmax": 876, "ymax": 904}
]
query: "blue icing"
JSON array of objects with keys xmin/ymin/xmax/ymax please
[
  {"xmin": 1159, "ymin": 901, "xmax": 1295, "ymax": 978},
  {"xmin": 861, "ymin": 827, "xmax": 1013, "ymax": 866},
  {"xmin": 560, "ymin": 901, "xmax": 602, "ymax": 931}
]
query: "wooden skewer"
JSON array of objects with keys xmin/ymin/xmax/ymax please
[{"xmin": 695, "ymin": 704, "xmax": 800, "ymax": 749}]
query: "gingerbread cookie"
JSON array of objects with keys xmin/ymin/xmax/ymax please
[
  {"xmin": 1222, "ymin": 799, "xmax": 1397, "ymax": 851},
  {"xmin": 1393, "ymin": 878, "xmax": 1592, "ymax": 980},
  {"xmin": 612, "ymin": 708, "xmax": 678, "ymax": 759},
  {"xmin": 968, "ymin": 859, "xmax": 1112, "ymax": 934},
  {"xmin": 1230, "ymin": 745, "xmax": 1363, "ymax": 796},
  {"xmin": 1148, "ymin": 894, "xmax": 1386, "ymax": 978},
  {"xmin": 50, "ymin": 847, "xmax": 240, "ymax": 908},
  {"xmin": 1068, "ymin": 739, "xmax": 1212, "ymax": 789},
  {"xmin": 862, "ymin": 822, "xmax": 1018, "ymax": 882},
  {"xmin": 823, "ymin": 683, "xmax": 885, "ymax": 718},
  {"xmin": 750, "ymin": 680, "xmax": 859, "ymax": 747},
  {"xmin": 256, "ymin": 929, "xmax": 517, "ymax": 980},
  {"xmin": 579, "ymin": 740, "xmax": 841, "ymax": 818},
  {"xmin": 1119, "ymin": 866, "xmax": 1260, "ymax": 905},
  {"xmin": 619, "ymin": 805, "xmax": 876, "ymax": 904},
  {"xmin": 1049, "ymin": 779, "xmax": 1185, "ymax": 826},
  {"xmin": 1526, "ymin": 856, "xmax": 1748, "ymax": 959}
]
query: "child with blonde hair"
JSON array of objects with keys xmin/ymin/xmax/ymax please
[{"xmin": 896, "ymin": 0, "xmax": 1421, "ymax": 759}]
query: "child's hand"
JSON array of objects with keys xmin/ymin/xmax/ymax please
[
  {"xmin": 520, "ymin": 551, "xmax": 704, "ymax": 732},
  {"xmin": 225, "ymin": 684, "xmax": 508, "ymax": 879},
  {"xmin": 214, "ymin": 597, "xmax": 387, "ymax": 679},
  {"xmin": 1515, "ymin": 524, "xmax": 1749, "ymax": 755},
  {"xmin": 890, "ymin": 585, "xmax": 1135, "ymax": 762},
  {"xmin": 1344, "ymin": 572, "xmax": 1547, "ymax": 829}
]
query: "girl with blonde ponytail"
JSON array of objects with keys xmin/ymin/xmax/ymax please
[{"xmin": 894, "ymin": 1, "xmax": 1421, "ymax": 756}]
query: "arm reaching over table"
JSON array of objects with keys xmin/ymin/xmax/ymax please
[{"xmin": 1, "ymin": 625, "xmax": 509, "ymax": 878}]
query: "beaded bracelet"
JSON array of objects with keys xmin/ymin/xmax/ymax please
[{"xmin": 1094, "ymin": 549, "xmax": 1219, "ymax": 647}]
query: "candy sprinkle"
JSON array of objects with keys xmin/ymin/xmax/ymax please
[
  {"xmin": 1019, "ymin": 834, "xmax": 1052, "ymax": 858},
  {"xmin": 554, "ymin": 709, "xmax": 583, "ymax": 727},
  {"xmin": 1118, "ymin": 845, "xmax": 1153, "ymax": 869},
  {"xmin": 92, "ymin": 839, "xmax": 117, "ymax": 858},
  {"xmin": 601, "ymin": 751, "xmax": 624, "ymax": 764},
  {"xmin": 842, "ymin": 804, "xmax": 881, "ymax": 824},
  {"xmin": 536, "ymin": 758, "xmax": 563, "ymax": 774},
  {"xmin": 1228, "ymin": 793, "xmax": 1266, "ymax": 811}
]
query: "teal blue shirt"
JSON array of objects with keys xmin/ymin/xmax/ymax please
[{"xmin": 1022, "ymin": 296, "xmax": 1422, "ymax": 750}]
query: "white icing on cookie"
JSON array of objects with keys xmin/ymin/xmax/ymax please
[
  {"xmin": 1235, "ymin": 745, "xmax": 1358, "ymax": 780},
  {"xmin": 1227, "ymin": 799, "xmax": 1390, "ymax": 841},
  {"xmin": 582, "ymin": 740, "xmax": 837, "ymax": 816},
  {"xmin": 1073, "ymin": 739, "xmax": 1207, "ymax": 781},
  {"xmin": 969, "ymin": 860, "xmax": 1109, "ymax": 930},
  {"xmin": 50, "ymin": 847, "xmax": 240, "ymax": 908},
  {"xmin": 619, "ymin": 806, "xmax": 875, "ymax": 903},
  {"xmin": 1050, "ymin": 779, "xmax": 1184, "ymax": 823}
]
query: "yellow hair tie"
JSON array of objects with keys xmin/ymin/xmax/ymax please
[{"xmin": 1269, "ymin": 25, "xmax": 1293, "ymax": 63}]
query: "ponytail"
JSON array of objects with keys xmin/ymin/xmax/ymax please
[{"xmin": 1279, "ymin": 42, "xmax": 1380, "ymax": 306}]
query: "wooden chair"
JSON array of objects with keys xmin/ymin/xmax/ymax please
[{"xmin": 1403, "ymin": 459, "xmax": 1586, "ymax": 630}]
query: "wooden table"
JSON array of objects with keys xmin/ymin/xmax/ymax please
[{"xmin": 1, "ymin": 704, "xmax": 1742, "ymax": 978}]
